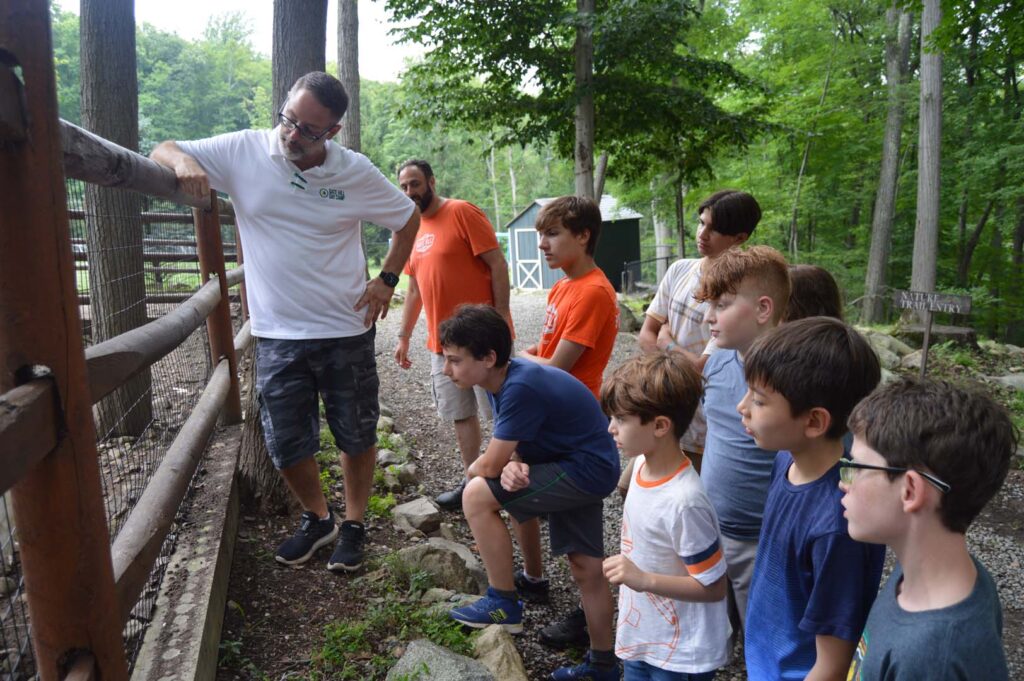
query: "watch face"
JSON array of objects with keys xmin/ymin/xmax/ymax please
[{"xmin": 380, "ymin": 271, "xmax": 399, "ymax": 287}]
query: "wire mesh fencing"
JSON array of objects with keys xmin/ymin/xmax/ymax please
[
  {"xmin": 621, "ymin": 254, "xmax": 676, "ymax": 294},
  {"xmin": 0, "ymin": 181, "xmax": 241, "ymax": 679}
]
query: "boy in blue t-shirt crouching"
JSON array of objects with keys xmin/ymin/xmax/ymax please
[
  {"xmin": 737, "ymin": 317, "xmax": 884, "ymax": 679},
  {"xmin": 439, "ymin": 304, "xmax": 621, "ymax": 681}
]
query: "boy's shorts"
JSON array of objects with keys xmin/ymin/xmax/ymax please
[
  {"xmin": 255, "ymin": 330, "xmax": 379, "ymax": 470},
  {"xmin": 429, "ymin": 353, "xmax": 492, "ymax": 422},
  {"xmin": 485, "ymin": 462, "xmax": 606, "ymax": 558}
]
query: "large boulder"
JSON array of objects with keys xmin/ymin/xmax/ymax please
[
  {"xmin": 394, "ymin": 497, "xmax": 441, "ymax": 535},
  {"xmin": 386, "ymin": 639, "xmax": 494, "ymax": 681},
  {"xmin": 398, "ymin": 538, "xmax": 488, "ymax": 594},
  {"xmin": 989, "ymin": 374, "xmax": 1024, "ymax": 392},
  {"xmin": 474, "ymin": 625, "xmax": 529, "ymax": 681},
  {"xmin": 618, "ymin": 301, "xmax": 641, "ymax": 332}
]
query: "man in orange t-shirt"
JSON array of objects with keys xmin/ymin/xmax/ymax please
[{"xmin": 394, "ymin": 159, "xmax": 512, "ymax": 510}]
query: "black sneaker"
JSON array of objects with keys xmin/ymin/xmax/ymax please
[
  {"xmin": 435, "ymin": 480, "xmax": 466, "ymax": 510},
  {"xmin": 275, "ymin": 510, "xmax": 338, "ymax": 566},
  {"xmin": 327, "ymin": 520, "xmax": 366, "ymax": 572},
  {"xmin": 539, "ymin": 606, "xmax": 589, "ymax": 649},
  {"xmin": 514, "ymin": 569, "xmax": 551, "ymax": 603}
]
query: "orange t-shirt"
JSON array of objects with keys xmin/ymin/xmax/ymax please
[
  {"xmin": 405, "ymin": 199, "xmax": 507, "ymax": 353},
  {"xmin": 537, "ymin": 268, "xmax": 619, "ymax": 398}
]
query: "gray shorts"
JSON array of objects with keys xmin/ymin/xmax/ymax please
[
  {"xmin": 486, "ymin": 462, "xmax": 606, "ymax": 558},
  {"xmin": 430, "ymin": 353, "xmax": 491, "ymax": 422},
  {"xmin": 255, "ymin": 330, "xmax": 379, "ymax": 470}
]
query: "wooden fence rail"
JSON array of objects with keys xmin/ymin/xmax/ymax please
[{"xmin": 1, "ymin": 3, "xmax": 248, "ymax": 677}]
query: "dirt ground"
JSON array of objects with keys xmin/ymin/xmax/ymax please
[{"xmin": 216, "ymin": 293, "xmax": 1024, "ymax": 680}]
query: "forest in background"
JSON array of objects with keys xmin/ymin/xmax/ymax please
[{"xmin": 51, "ymin": 0, "xmax": 1024, "ymax": 340}]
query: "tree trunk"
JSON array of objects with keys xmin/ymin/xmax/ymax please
[
  {"xmin": 507, "ymin": 147, "xmax": 518, "ymax": 217},
  {"xmin": 910, "ymin": 0, "xmax": 943, "ymax": 303},
  {"xmin": 574, "ymin": 0, "xmax": 596, "ymax": 199},
  {"xmin": 487, "ymin": 145, "xmax": 501, "ymax": 227},
  {"xmin": 81, "ymin": 0, "xmax": 151, "ymax": 436},
  {"xmin": 593, "ymin": 151, "xmax": 608, "ymax": 200},
  {"xmin": 271, "ymin": 0, "xmax": 328, "ymax": 122},
  {"xmin": 237, "ymin": 350, "xmax": 290, "ymax": 515},
  {"xmin": 862, "ymin": 5, "xmax": 912, "ymax": 324},
  {"xmin": 337, "ymin": 0, "xmax": 360, "ymax": 152},
  {"xmin": 957, "ymin": 199, "xmax": 994, "ymax": 287},
  {"xmin": 675, "ymin": 178, "xmax": 688, "ymax": 258},
  {"xmin": 652, "ymin": 179, "xmax": 672, "ymax": 284},
  {"xmin": 987, "ymin": 205, "xmax": 1004, "ymax": 337},
  {"xmin": 789, "ymin": 31, "xmax": 839, "ymax": 259}
]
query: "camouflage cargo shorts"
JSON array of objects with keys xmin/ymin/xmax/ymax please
[{"xmin": 254, "ymin": 329, "xmax": 379, "ymax": 470}]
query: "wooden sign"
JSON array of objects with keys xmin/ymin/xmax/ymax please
[
  {"xmin": 892, "ymin": 289, "xmax": 973, "ymax": 378},
  {"xmin": 893, "ymin": 290, "xmax": 972, "ymax": 315}
]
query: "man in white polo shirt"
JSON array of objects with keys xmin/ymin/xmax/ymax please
[{"xmin": 151, "ymin": 71, "xmax": 419, "ymax": 573}]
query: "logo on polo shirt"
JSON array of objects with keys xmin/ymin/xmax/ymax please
[{"xmin": 319, "ymin": 187, "xmax": 346, "ymax": 201}]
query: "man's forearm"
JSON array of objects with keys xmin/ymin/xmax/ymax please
[
  {"xmin": 490, "ymin": 261, "xmax": 511, "ymax": 313},
  {"xmin": 380, "ymin": 209, "xmax": 421, "ymax": 275},
  {"xmin": 399, "ymin": 282, "xmax": 423, "ymax": 337}
]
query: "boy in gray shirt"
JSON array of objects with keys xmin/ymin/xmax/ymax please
[{"xmin": 840, "ymin": 378, "xmax": 1016, "ymax": 680}]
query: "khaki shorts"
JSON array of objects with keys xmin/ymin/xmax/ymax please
[{"xmin": 430, "ymin": 353, "xmax": 492, "ymax": 422}]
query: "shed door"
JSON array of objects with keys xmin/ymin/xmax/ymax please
[{"xmin": 513, "ymin": 228, "xmax": 542, "ymax": 289}]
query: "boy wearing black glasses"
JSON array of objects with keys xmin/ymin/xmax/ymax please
[
  {"xmin": 840, "ymin": 378, "xmax": 1016, "ymax": 680},
  {"xmin": 736, "ymin": 317, "xmax": 884, "ymax": 680}
]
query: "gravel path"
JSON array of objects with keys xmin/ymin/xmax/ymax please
[{"xmin": 375, "ymin": 290, "xmax": 1024, "ymax": 680}]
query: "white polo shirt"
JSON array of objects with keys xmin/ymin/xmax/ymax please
[{"xmin": 178, "ymin": 129, "xmax": 415, "ymax": 339}]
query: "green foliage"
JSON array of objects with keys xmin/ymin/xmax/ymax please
[
  {"xmin": 367, "ymin": 493, "xmax": 396, "ymax": 519},
  {"xmin": 930, "ymin": 341, "xmax": 979, "ymax": 370}
]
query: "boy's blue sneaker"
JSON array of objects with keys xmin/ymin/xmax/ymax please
[
  {"xmin": 550, "ymin": 652, "xmax": 621, "ymax": 681},
  {"xmin": 449, "ymin": 586, "xmax": 523, "ymax": 634}
]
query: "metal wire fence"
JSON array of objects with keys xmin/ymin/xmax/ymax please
[
  {"xmin": 621, "ymin": 253, "xmax": 676, "ymax": 294},
  {"xmin": 0, "ymin": 181, "xmax": 241, "ymax": 679}
]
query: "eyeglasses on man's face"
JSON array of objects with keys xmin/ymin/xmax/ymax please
[
  {"xmin": 278, "ymin": 112, "xmax": 334, "ymax": 142},
  {"xmin": 838, "ymin": 459, "xmax": 951, "ymax": 494}
]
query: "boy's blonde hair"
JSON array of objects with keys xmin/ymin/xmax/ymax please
[
  {"xmin": 600, "ymin": 352, "xmax": 703, "ymax": 439},
  {"xmin": 695, "ymin": 245, "xmax": 791, "ymax": 324}
]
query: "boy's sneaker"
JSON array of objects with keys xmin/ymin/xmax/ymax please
[
  {"xmin": 275, "ymin": 510, "xmax": 338, "ymax": 566},
  {"xmin": 449, "ymin": 587, "xmax": 524, "ymax": 634},
  {"xmin": 549, "ymin": 652, "xmax": 620, "ymax": 681},
  {"xmin": 539, "ymin": 606, "xmax": 589, "ymax": 649},
  {"xmin": 514, "ymin": 568, "xmax": 551, "ymax": 603},
  {"xmin": 327, "ymin": 520, "xmax": 366, "ymax": 572}
]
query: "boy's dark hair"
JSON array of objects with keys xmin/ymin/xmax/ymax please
[
  {"xmin": 601, "ymin": 352, "xmax": 703, "ymax": 439},
  {"xmin": 695, "ymin": 245, "xmax": 791, "ymax": 324},
  {"xmin": 745, "ymin": 317, "xmax": 880, "ymax": 440},
  {"xmin": 438, "ymin": 304, "xmax": 511, "ymax": 367},
  {"xmin": 397, "ymin": 158, "xmax": 434, "ymax": 180},
  {"xmin": 848, "ymin": 377, "xmax": 1018, "ymax": 534},
  {"xmin": 289, "ymin": 71, "xmax": 349, "ymax": 120},
  {"xmin": 535, "ymin": 196, "xmax": 602, "ymax": 255},
  {"xmin": 698, "ymin": 190, "xmax": 762, "ymax": 238},
  {"xmin": 784, "ymin": 264, "xmax": 844, "ymax": 322}
]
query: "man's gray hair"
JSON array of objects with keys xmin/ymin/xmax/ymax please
[{"xmin": 287, "ymin": 71, "xmax": 349, "ymax": 120}]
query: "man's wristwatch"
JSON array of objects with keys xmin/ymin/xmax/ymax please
[{"xmin": 379, "ymin": 270, "xmax": 400, "ymax": 287}]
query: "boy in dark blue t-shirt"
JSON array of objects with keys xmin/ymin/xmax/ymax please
[
  {"xmin": 737, "ymin": 317, "xmax": 884, "ymax": 680},
  {"xmin": 438, "ymin": 304, "xmax": 620, "ymax": 681}
]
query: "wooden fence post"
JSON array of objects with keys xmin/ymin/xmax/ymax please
[
  {"xmin": 0, "ymin": 1, "xmax": 129, "ymax": 679},
  {"xmin": 194, "ymin": 193, "xmax": 242, "ymax": 424}
]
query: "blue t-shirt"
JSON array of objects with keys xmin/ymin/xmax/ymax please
[
  {"xmin": 745, "ymin": 452, "xmax": 886, "ymax": 681},
  {"xmin": 700, "ymin": 350, "xmax": 778, "ymax": 540},
  {"xmin": 489, "ymin": 359, "xmax": 619, "ymax": 496}
]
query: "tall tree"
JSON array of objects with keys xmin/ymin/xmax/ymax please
[
  {"xmin": 575, "ymin": 0, "xmax": 596, "ymax": 198},
  {"xmin": 337, "ymin": 0, "xmax": 361, "ymax": 151},
  {"xmin": 80, "ymin": 0, "xmax": 151, "ymax": 436},
  {"xmin": 861, "ymin": 4, "xmax": 913, "ymax": 324},
  {"xmin": 910, "ymin": 0, "xmax": 943, "ymax": 300},
  {"xmin": 271, "ymin": 0, "xmax": 328, "ymax": 121}
]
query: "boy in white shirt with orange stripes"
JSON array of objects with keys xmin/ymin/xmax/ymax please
[{"xmin": 602, "ymin": 353, "xmax": 731, "ymax": 681}]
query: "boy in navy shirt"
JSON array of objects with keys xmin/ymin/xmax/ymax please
[
  {"xmin": 737, "ymin": 317, "xmax": 884, "ymax": 679},
  {"xmin": 439, "ymin": 304, "xmax": 620, "ymax": 681}
]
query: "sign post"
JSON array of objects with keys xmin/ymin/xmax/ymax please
[{"xmin": 892, "ymin": 290, "xmax": 972, "ymax": 377}]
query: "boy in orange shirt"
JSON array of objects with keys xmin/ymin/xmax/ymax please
[
  {"xmin": 520, "ymin": 196, "xmax": 619, "ymax": 399},
  {"xmin": 517, "ymin": 195, "xmax": 620, "ymax": 646}
]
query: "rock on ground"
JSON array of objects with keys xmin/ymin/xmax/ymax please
[{"xmin": 386, "ymin": 639, "xmax": 493, "ymax": 681}]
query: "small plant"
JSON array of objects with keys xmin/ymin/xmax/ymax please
[
  {"xmin": 367, "ymin": 493, "xmax": 396, "ymax": 519},
  {"xmin": 932, "ymin": 341, "xmax": 978, "ymax": 370}
]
